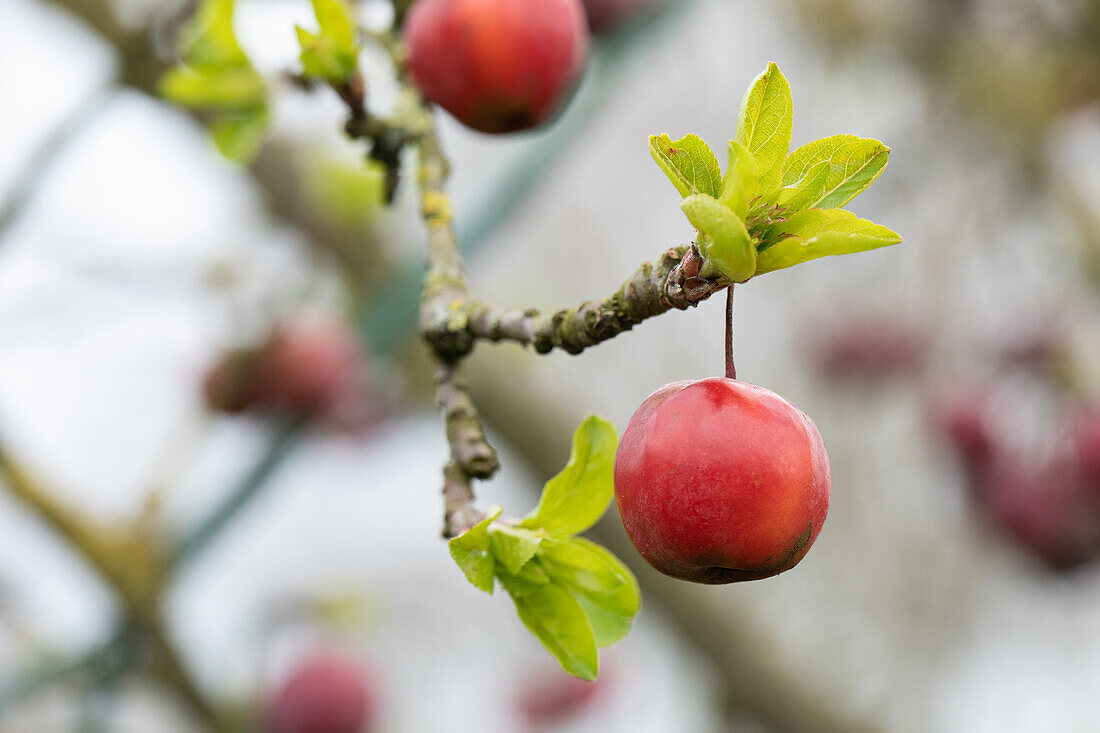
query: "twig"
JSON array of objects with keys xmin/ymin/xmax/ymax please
[
  {"xmin": 463, "ymin": 245, "xmax": 726, "ymax": 355},
  {"xmin": 725, "ymin": 285, "xmax": 736, "ymax": 379},
  {"xmin": 75, "ymin": 628, "xmax": 134, "ymax": 733},
  {"xmin": 411, "ymin": 102, "xmax": 501, "ymax": 537}
]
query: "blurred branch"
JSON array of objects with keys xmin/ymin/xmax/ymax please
[
  {"xmin": 0, "ymin": 87, "xmax": 117, "ymax": 237},
  {"xmin": 0, "ymin": 443, "xmax": 228, "ymax": 731},
  {"xmin": 75, "ymin": 627, "xmax": 134, "ymax": 733},
  {"xmin": 170, "ymin": 419, "xmax": 306, "ymax": 570},
  {"xmin": 0, "ymin": 644, "xmax": 105, "ymax": 713}
]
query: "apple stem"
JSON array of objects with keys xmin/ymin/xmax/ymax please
[{"xmin": 725, "ymin": 285, "xmax": 736, "ymax": 380}]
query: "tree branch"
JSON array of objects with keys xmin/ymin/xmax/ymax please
[
  {"xmin": 0, "ymin": 444, "xmax": 228, "ymax": 731},
  {"xmin": 464, "ymin": 245, "xmax": 726, "ymax": 354},
  {"xmin": 410, "ymin": 103, "xmax": 499, "ymax": 537},
  {"xmin": 169, "ymin": 419, "xmax": 306, "ymax": 571}
]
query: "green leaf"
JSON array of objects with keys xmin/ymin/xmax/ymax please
[
  {"xmin": 303, "ymin": 155, "xmax": 386, "ymax": 229},
  {"xmin": 210, "ymin": 109, "xmax": 269, "ymax": 162},
  {"xmin": 539, "ymin": 538, "xmax": 640, "ymax": 646},
  {"xmin": 718, "ymin": 140, "xmax": 759, "ymax": 219},
  {"xmin": 312, "ymin": 0, "xmax": 358, "ymax": 48},
  {"xmin": 296, "ymin": 1, "xmax": 360, "ymax": 81},
  {"xmin": 681, "ymin": 195, "xmax": 756, "ymax": 282},
  {"xmin": 735, "ymin": 62, "xmax": 793, "ymax": 194},
  {"xmin": 649, "ymin": 134, "xmax": 722, "ymax": 198},
  {"xmin": 519, "ymin": 416, "xmax": 618, "ymax": 539},
  {"xmin": 449, "ymin": 506, "xmax": 503, "ymax": 594},
  {"xmin": 158, "ymin": 0, "xmax": 270, "ymax": 162},
  {"xmin": 510, "ymin": 581, "xmax": 599, "ymax": 680},
  {"xmin": 158, "ymin": 66, "xmax": 266, "ymax": 111},
  {"xmin": 782, "ymin": 135, "xmax": 889, "ymax": 210},
  {"xmin": 488, "ymin": 524, "xmax": 544, "ymax": 575},
  {"xmin": 496, "ymin": 559, "xmax": 552, "ymax": 597},
  {"xmin": 576, "ymin": 595, "xmax": 634, "ymax": 647},
  {"xmin": 178, "ymin": 0, "xmax": 248, "ymax": 69},
  {"xmin": 756, "ymin": 208, "xmax": 902, "ymax": 274},
  {"xmin": 776, "ymin": 159, "xmax": 830, "ymax": 211}
]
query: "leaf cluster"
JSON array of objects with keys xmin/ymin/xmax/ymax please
[
  {"xmin": 158, "ymin": 0, "xmax": 270, "ymax": 162},
  {"xmin": 650, "ymin": 63, "xmax": 901, "ymax": 282},
  {"xmin": 296, "ymin": 0, "xmax": 361, "ymax": 82},
  {"xmin": 449, "ymin": 416, "xmax": 640, "ymax": 680},
  {"xmin": 159, "ymin": 0, "xmax": 361, "ymax": 162}
]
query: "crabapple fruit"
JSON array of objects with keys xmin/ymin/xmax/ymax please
[
  {"xmin": 266, "ymin": 653, "xmax": 374, "ymax": 733},
  {"xmin": 204, "ymin": 315, "xmax": 375, "ymax": 430},
  {"xmin": 982, "ymin": 454, "xmax": 1100, "ymax": 571},
  {"xmin": 405, "ymin": 0, "xmax": 589, "ymax": 133},
  {"xmin": 614, "ymin": 378, "xmax": 831, "ymax": 584},
  {"xmin": 514, "ymin": 668, "xmax": 604, "ymax": 728}
]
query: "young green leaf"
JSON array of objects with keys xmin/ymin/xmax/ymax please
[
  {"xmin": 756, "ymin": 208, "xmax": 901, "ymax": 274},
  {"xmin": 519, "ymin": 416, "xmax": 618, "ymax": 538},
  {"xmin": 178, "ymin": 0, "xmax": 249, "ymax": 69},
  {"xmin": 776, "ymin": 159, "xmax": 830, "ymax": 211},
  {"xmin": 158, "ymin": 66, "xmax": 266, "ymax": 111},
  {"xmin": 303, "ymin": 156, "xmax": 387, "ymax": 229},
  {"xmin": 496, "ymin": 560, "xmax": 552, "ymax": 597},
  {"xmin": 735, "ymin": 62, "xmax": 793, "ymax": 194},
  {"xmin": 681, "ymin": 195, "xmax": 756, "ymax": 282},
  {"xmin": 312, "ymin": 0, "xmax": 358, "ymax": 48},
  {"xmin": 649, "ymin": 134, "xmax": 723, "ymax": 199},
  {"xmin": 159, "ymin": 0, "xmax": 269, "ymax": 162},
  {"xmin": 576, "ymin": 595, "xmax": 633, "ymax": 647},
  {"xmin": 488, "ymin": 524, "xmax": 544, "ymax": 576},
  {"xmin": 296, "ymin": 0, "xmax": 360, "ymax": 81},
  {"xmin": 448, "ymin": 505, "xmax": 503, "ymax": 594},
  {"xmin": 718, "ymin": 140, "xmax": 759, "ymax": 220},
  {"xmin": 782, "ymin": 135, "xmax": 889, "ymax": 210},
  {"xmin": 511, "ymin": 582, "xmax": 599, "ymax": 680},
  {"xmin": 210, "ymin": 110, "xmax": 270, "ymax": 162},
  {"xmin": 539, "ymin": 538, "xmax": 640, "ymax": 645}
]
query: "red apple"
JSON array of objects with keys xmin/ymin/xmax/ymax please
[
  {"xmin": 614, "ymin": 378, "xmax": 831, "ymax": 584},
  {"xmin": 405, "ymin": 0, "xmax": 589, "ymax": 133},
  {"xmin": 266, "ymin": 653, "xmax": 375, "ymax": 733}
]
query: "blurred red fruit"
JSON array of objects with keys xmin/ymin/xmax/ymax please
[
  {"xmin": 1071, "ymin": 408, "xmax": 1100, "ymax": 488},
  {"xmin": 267, "ymin": 654, "xmax": 374, "ymax": 733},
  {"xmin": 205, "ymin": 315, "xmax": 376, "ymax": 430},
  {"xmin": 982, "ymin": 454, "xmax": 1100, "ymax": 571},
  {"xmin": 936, "ymin": 390, "xmax": 996, "ymax": 471},
  {"xmin": 580, "ymin": 0, "xmax": 662, "ymax": 33},
  {"xmin": 515, "ymin": 668, "xmax": 604, "ymax": 728},
  {"xmin": 804, "ymin": 315, "xmax": 928, "ymax": 382},
  {"xmin": 405, "ymin": 0, "xmax": 589, "ymax": 133}
]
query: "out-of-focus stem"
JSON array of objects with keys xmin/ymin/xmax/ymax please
[{"xmin": 170, "ymin": 419, "xmax": 306, "ymax": 570}]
